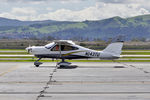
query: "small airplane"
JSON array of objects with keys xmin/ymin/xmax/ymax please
[{"xmin": 26, "ymin": 38, "xmax": 124, "ymax": 67}]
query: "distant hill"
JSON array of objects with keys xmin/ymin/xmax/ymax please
[
  {"xmin": 0, "ymin": 17, "xmax": 56, "ymax": 26},
  {"xmin": 0, "ymin": 14, "xmax": 150, "ymax": 41}
]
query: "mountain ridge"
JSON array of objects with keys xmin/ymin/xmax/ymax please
[{"xmin": 0, "ymin": 14, "xmax": 150, "ymax": 41}]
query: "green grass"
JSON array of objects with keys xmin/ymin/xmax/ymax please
[
  {"xmin": 122, "ymin": 57, "xmax": 150, "ymax": 58},
  {"xmin": 122, "ymin": 52, "xmax": 150, "ymax": 55},
  {"xmin": 0, "ymin": 49, "xmax": 25, "ymax": 51},
  {"xmin": 122, "ymin": 50, "xmax": 150, "ymax": 51},
  {"xmin": 0, "ymin": 56, "xmax": 34, "ymax": 58},
  {"xmin": 0, "ymin": 52, "xmax": 28, "ymax": 55}
]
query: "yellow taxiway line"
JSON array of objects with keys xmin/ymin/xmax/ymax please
[{"xmin": 0, "ymin": 66, "xmax": 19, "ymax": 77}]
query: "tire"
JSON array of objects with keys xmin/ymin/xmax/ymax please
[
  {"xmin": 35, "ymin": 65, "xmax": 39, "ymax": 67},
  {"xmin": 59, "ymin": 65, "xmax": 65, "ymax": 68}
]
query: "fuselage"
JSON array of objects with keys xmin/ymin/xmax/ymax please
[{"xmin": 26, "ymin": 41, "xmax": 120, "ymax": 60}]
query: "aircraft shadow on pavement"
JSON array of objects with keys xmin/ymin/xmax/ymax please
[
  {"xmin": 58, "ymin": 65, "xmax": 78, "ymax": 69},
  {"xmin": 31, "ymin": 65, "xmax": 78, "ymax": 69},
  {"xmin": 31, "ymin": 66, "xmax": 54, "ymax": 68},
  {"xmin": 113, "ymin": 66, "xmax": 125, "ymax": 68}
]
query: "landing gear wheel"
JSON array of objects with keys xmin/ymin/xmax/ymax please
[
  {"xmin": 34, "ymin": 58, "xmax": 43, "ymax": 67},
  {"xmin": 35, "ymin": 65, "xmax": 39, "ymax": 67},
  {"xmin": 34, "ymin": 62, "xmax": 43, "ymax": 67},
  {"xmin": 57, "ymin": 59, "xmax": 71, "ymax": 68},
  {"xmin": 59, "ymin": 65, "xmax": 65, "ymax": 68}
]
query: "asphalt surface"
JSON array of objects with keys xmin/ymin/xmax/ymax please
[{"xmin": 0, "ymin": 62, "xmax": 150, "ymax": 100}]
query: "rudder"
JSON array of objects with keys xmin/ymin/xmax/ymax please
[{"xmin": 102, "ymin": 42, "xmax": 123, "ymax": 56}]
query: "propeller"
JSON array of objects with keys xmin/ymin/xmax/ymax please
[{"xmin": 26, "ymin": 44, "xmax": 32, "ymax": 54}]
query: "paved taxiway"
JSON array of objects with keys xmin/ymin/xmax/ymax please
[{"xmin": 0, "ymin": 62, "xmax": 150, "ymax": 100}]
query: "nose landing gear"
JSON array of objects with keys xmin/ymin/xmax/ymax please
[{"xmin": 34, "ymin": 58, "xmax": 43, "ymax": 67}]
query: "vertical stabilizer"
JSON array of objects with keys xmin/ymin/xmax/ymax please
[{"xmin": 102, "ymin": 42, "xmax": 123, "ymax": 56}]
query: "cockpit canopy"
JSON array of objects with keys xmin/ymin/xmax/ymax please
[
  {"xmin": 45, "ymin": 40, "xmax": 78, "ymax": 51},
  {"xmin": 54, "ymin": 40, "xmax": 75, "ymax": 45},
  {"xmin": 51, "ymin": 44, "xmax": 78, "ymax": 51},
  {"xmin": 45, "ymin": 42, "xmax": 55, "ymax": 49}
]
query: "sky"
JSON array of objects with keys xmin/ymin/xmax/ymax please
[{"xmin": 0, "ymin": 0, "xmax": 150, "ymax": 21}]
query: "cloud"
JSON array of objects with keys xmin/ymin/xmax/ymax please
[
  {"xmin": 12, "ymin": 7, "xmax": 37, "ymax": 15},
  {"xmin": 96, "ymin": 0, "xmax": 149, "ymax": 3},
  {"xmin": 1, "ymin": 0, "xmax": 150, "ymax": 5},
  {"xmin": 36, "ymin": 2, "xmax": 150, "ymax": 21},
  {"xmin": 0, "ymin": 7, "xmax": 37, "ymax": 20},
  {"xmin": 0, "ymin": 0, "xmax": 87, "ymax": 6},
  {"xmin": 60, "ymin": 0, "xmax": 86, "ymax": 4},
  {"xmin": 1, "ymin": 0, "xmax": 85, "ymax": 3},
  {"xmin": 96, "ymin": 0, "xmax": 150, "ymax": 14},
  {"xmin": 46, "ymin": 7, "xmax": 53, "ymax": 11},
  {"xmin": 0, "ymin": 0, "xmax": 149, "ymax": 21}
]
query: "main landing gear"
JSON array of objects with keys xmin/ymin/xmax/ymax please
[
  {"xmin": 34, "ymin": 58, "xmax": 43, "ymax": 67},
  {"xmin": 57, "ymin": 59, "xmax": 71, "ymax": 67},
  {"xmin": 34, "ymin": 58, "xmax": 71, "ymax": 67}
]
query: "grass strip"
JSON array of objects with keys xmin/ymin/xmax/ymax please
[
  {"xmin": 0, "ymin": 49, "xmax": 25, "ymax": 51},
  {"xmin": 122, "ymin": 52, "xmax": 150, "ymax": 55},
  {"xmin": 0, "ymin": 56, "xmax": 33, "ymax": 58},
  {"xmin": 122, "ymin": 50, "xmax": 150, "ymax": 51},
  {"xmin": 122, "ymin": 57, "xmax": 150, "ymax": 58},
  {"xmin": 0, "ymin": 52, "xmax": 29, "ymax": 55}
]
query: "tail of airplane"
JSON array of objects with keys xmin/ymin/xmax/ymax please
[
  {"xmin": 101, "ymin": 36, "xmax": 124, "ymax": 59},
  {"xmin": 102, "ymin": 42, "xmax": 123, "ymax": 56}
]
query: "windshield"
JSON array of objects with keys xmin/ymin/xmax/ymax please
[
  {"xmin": 51, "ymin": 45, "xmax": 78, "ymax": 51},
  {"xmin": 45, "ymin": 42, "xmax": 55, "ymax": 49}
]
